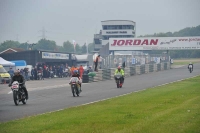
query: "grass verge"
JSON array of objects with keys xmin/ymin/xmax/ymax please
[
  {"xmin": 0, "ymin": 76, "xmax": 200, "ymax": 133},
  {"xmin": 172, "ymin": 58, "xmax": 200, "ymax": 65}
]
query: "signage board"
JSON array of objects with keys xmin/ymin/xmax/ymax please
[
  {"xmin": 109, "ymin": 37, "xmax": 200, "ymax": 50},
  {"xmin": 42, "ymin": 52, "xmax": 69, "ymax": 59}
]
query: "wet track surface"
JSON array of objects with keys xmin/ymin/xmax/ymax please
[{"xmin": 0, "ymin": 64, "xmax": 200, "ymax": 122}]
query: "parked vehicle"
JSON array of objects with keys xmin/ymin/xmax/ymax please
[
  {"xmin": 0, "ymin": 65, "xmax": 11, "ymax": 84},
  {"xmin": 10, "ymin": 81, "xmax": 27, "ymax": 105}
]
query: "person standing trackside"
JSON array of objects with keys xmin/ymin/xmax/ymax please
[
  {"xmin": 8, "ymin": 68, "xmax": 14, "ymax": 78},
  {"xmin": 79, "ymin": 65, "xmax": 84, "ymax": 79},
  {"xmin": 94, "ymin": 55, "xmax": 100, "ymax": 72}
]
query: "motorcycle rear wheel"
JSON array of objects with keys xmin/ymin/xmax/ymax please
[
  {"xmin": 22, "ymin": 99, "xmax": 27, "ymax": 104},
  {"xmin": 76, "ymin": 87, "xmax": 79, "ymax": 96},
  {"xmin": 71, "ymin": 87, "xmax": 76, "ymax": 97}
]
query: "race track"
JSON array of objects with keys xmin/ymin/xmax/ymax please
[{"xmin": 0, "ymin": 64, "xmax": 199, "ymax": 122}]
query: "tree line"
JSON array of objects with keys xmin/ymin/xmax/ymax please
[
  {"xmin": 0, "ymin": 39, "xmax": 94, "ymax": 54},
  {"xmin": 139, "ymin": 25, "xmax": 200, "ymax": 58},
  {"xmin": 1, "ymin": 25, "xmax": 200, "ymax": 58}
]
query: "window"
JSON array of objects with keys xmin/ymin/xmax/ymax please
[{"xmin": 103, "ymin": 25, "xmax": 107, "ymax": 30}]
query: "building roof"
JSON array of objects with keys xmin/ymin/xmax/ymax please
[
  {"xmin": 0, "ymin": 48, "xmax": 24, "ymax": 54},
  {"xmin": 101, "ymin": 20, "xmax": 135, "ymax": 23}
]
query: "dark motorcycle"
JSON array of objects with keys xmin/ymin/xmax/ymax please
[
  {"xmin": 114, "ymin": 74, "xmax": 123, "ymax": 88},
  {"xmin": 189, "ymin": 67, "xmax": 193, "ymax": 73},
  {"xmin": 11, "ymin": 81, "xmax": 27, "ymax": 106},
  {"xmin": 188, "ymin": 65, "xmax": 193, "ymax": 73},
  {"xmin": 69, "ymin": 77, "xmax": 81, "ymax": 97}
]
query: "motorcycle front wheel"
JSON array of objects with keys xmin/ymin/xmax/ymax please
[{"xmin": 13, "ymin": 91, "xmax": 19, "ymax": 106}]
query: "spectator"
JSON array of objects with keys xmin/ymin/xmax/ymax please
[
  {"xmin": 70, "ymin": 65, "xmax": 75, "ymax": 76},
  {"xmin": 20, "ymin": 68, "xmax": 24, "ymax": 77},
  {"xmin": 88, "ymin": 66, "xmax": 93, "ymax": 73},
  {"xmin": 8, "ymin": 68, "xmax": 14, "ymax": 78},
  {"xmin": 94, "ymin": 55, "xmax": 100, "ymax": 72},
  {"xmin": 34, "ymin": 68, "xmax": 37, "ymax": 80},
  {"xmin": 79, "ymin": 65, "xmax": 84, "ymax": 79},
  {"xmin": 31, "ymin": 68, "xmax": 34, "ymax": 80},
  {"xmin": 24, "ymin": 67, "xmax": 29, "ymax": 81}
]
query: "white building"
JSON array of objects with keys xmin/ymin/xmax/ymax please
[{"xmin": 94, "ymin": 20, "xmax": 136, "ymax": 51}]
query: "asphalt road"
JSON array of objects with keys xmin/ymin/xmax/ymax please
[{"xmin": 0, "ymin": 64, "xmax": 200, "ymax": 122}]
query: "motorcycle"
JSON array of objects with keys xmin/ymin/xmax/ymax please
[
  {"xmin": 49, "ymin": 71, "xmax": 55, "ymax": 78},
  {"xmin": 114, "ymin": 74, "xmax": 123, "ymax": 88},
  {"xmin": 188, "ymin": 65, "xmax": 193, "ymax": 73},
  {"xmin": 63, "ymin": 71, "xmax": 70, "ymax": 77},
  {"xmin": 37, "ymin": 72, "xmax": 42, "ymax": 80},
  {"xmin": 69, "ymin": 77, "xmax": 81, "ymax": 97},
  {"xmin": 10, "ymin": 81, "xmax": 27, "ymax": 106}
]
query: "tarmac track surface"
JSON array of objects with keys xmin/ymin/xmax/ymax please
[{"xmin": 0, "ymin": 64, "xmax": 200, "ymax": 122}]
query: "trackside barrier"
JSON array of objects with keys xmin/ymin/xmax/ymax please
[{"xmin": 82, "ymin": 62, "xmax": 170, "ymax": 83}]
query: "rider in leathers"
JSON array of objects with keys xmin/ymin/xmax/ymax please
[
  {"xmin": 188, "ymin": 62, "xmax": 193, "ymax": 71},
  {"xmin": 71, "ymin": 70, "xmax": 82, "ymax": 91},
  {"xmin": 114, "ymin": 66, "xmax": 125, "ymax": 84},
  {"xmin": 9, "ymin": 70, "xmax": 29, "ymax": 100}
]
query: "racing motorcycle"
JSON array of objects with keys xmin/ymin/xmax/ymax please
[
  {"xmin": 10, "ymin": 81, "xmax": 27, "ymax": 105},
  {"xmin": 114, "ymin": 73, "xmax": 123, "ymax": 88},
  {"xmin": 69, "ymin": 77, "xmax": 81, "ymax": 97},
  {"xmin": 188, "ymin": 65, "xmax": 193, "ymax": 73}
]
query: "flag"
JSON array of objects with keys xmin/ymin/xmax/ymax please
[{"xmin": 72, "ymin": 40, "xmax": 76, "ymax": 52}]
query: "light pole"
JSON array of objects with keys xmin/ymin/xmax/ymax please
[{"xmin": 26, "ymin": 41, "xmax": 29, "ymax": 50}]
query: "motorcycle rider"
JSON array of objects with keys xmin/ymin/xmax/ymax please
[
  {"xmin": 9, "ymin": 70, "xmax": 29, "ymax": 100},
  {"xmin": 71, "ymin": 70, "xmax": 82, "ymax": 92},
  {"xmin": 188, "ymin": 62, "xmax": 193, "ymax": 71},
  {"xmin": 114, "ymin": 66, "xmax": 125, "ymax": 86}
]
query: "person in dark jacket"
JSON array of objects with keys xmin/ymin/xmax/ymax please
[
  {"xmin": 31, "ymin": 68, "xmax": 34, "ymax": 80},
  {"xmin": 9, "ymin": 70, "xmax": 29, "ymax": 100},
  {"xmin": 94, "ymin": 55, "xmax": 100, "ymax": 72}
]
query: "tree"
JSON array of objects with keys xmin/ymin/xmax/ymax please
[
  {"xmin": 81, "ymin": 44, "xmax": 87, "ymax": 54},
  {"xmin": 63, "ymin": 41, "xmax": 74, "ymax": 53},
  {"xmin": 88, "ymin": 43, "xmax": 94, "ymax": 53},
  {"xmin": 34, "ymin": 39, "xmax": 57, "ymax": 51},
  {"xmin": 0, "ymin": 40, "xmax": 20, "ymax": 51},
  {"xmin": 75, "ymin": 44, "xmax": 82, "ymax": 54}
]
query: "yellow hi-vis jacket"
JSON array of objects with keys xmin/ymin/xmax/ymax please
[{"xmin": 114, "ymin": 69, "xmax": 124, "ymax": 76}]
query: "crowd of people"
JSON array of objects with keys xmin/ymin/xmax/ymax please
[{"xmin": 7, "ymin": 63, "xmax": 95, "ymax": 81}]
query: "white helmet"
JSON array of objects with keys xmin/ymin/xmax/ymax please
[{"xmin": 14, "ymin": 70, "xmax": 20, "ymax": 75}]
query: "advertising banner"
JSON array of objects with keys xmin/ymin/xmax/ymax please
[
  {"xmin": 42, "ymin": 52, "xmax": 69, "ymax": 59},
  {"xmin": 109, "ymin": 37, "xmax": 200, "ymax": 50}
]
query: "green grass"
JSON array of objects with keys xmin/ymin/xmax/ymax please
[
  {"xmin": 1, "ymin": 76, "xmax": 200, "ymax": 133},
  {"xmin": 172, "ymin": 62, "xmax": 199, "ymax": 65},
  {"xmin": 172, "ymin": 58, "xmax": 200, "ymax": 65}
]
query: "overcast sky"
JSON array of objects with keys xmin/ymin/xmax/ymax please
[{"xmin": 0, "ymin": 0, "xmax": 200, "ymax": 46}]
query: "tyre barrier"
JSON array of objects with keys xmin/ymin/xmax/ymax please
[
  {"xmin": 82, "ymin": 74, "xmax": 89, "ymax": 83},
  {"xmin": 149, "ymin": 64, "xmax": 154, "ymax": 72},
  {"xmin": 145, "ymin": 64, "xmax": 149, "ymax": 73},
  {"xmin": 83, "ymin": 62, "xmax": 170, "ymax": 83},
  {"xmin": 164, "ymin": 62, "xmax": 168, "ymax": 70},
  {"xmin": 140, "ymin": 65, "xmax": 145, "ymax": 74},
  {"xmin": 157, "ymin": 64, "xmax": 161, "ymax": 71}
]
